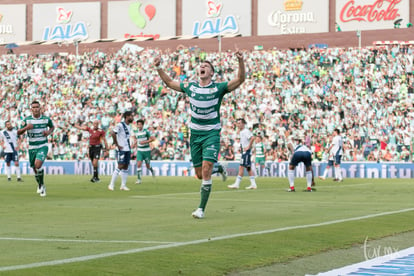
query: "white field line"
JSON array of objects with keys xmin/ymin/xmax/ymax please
[
  {"xmin": 129, "ymin": 182, "xmax": 374, "ymax": 199},
  {"xmin": 0, "ymin": 237, "xmax": 174, "ymax": 244},
  {"xmin": 1, "ymin": 207, "xmax": 414, "ymax": 272}
]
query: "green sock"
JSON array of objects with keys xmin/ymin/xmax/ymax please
[
  {"xmin": 199, "ymin": 183, "xmax": 212, "ymax": 210},
  {"xmin": 137, "ymin": 168, "xmax": 142, "ymax": 180},
  {"xmin": 34, "ymin": 173, "xmax": 41, "ymax": 188},
  {"xmin": 38, "ymin": 168, "xmax": 44, "ymax": 185}
]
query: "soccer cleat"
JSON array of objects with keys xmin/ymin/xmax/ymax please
[
  {"xmin": 8, "ymin": 178, "xmax": 11, "ymax": 181},
  {"xmin": 318, "ymin": 176, "xmax": 326, "ymax": 180},
  {"xmin": 304, "ymin": 187, "xmax": 312, "ymax": 192},
  {"xmin": 337, "ymin": 179, "xmax": 343, "ymax": 182},
  {"xmin": 245, "ymin": 185, "xmax": 257, "ymax": 190},
  {"xmin": 192, "ymin": 208, "xmax": 204, "ymax": 219},
  {"xmin": 120, "ymin": 186, "xmax": 130, "ymax": 191},
  {"xmin": 227, "ymin": 183, "xmax": 239, "ymax": 189},
  {"xmin": 333, "ymin": 178, "xmax": 339, "ymax": 182},
  {"xmin": 108, "ymin": 185, "xmax": 114, "ymax": 191},
  {"xmin": 136, "ymin": 179, "xmax": 142, "ymax": 184},
  {"xmin": 36, "ymin": 187, "xmax": 42, "ymax": 194},
  {"xmin": 17, "ymin": 178, "xmax": 23, "ymax": 182},
  {"xmin": 90, "ymin": 178, "xmax": 96, "ymax": 183},
  {"xmin": 40, "ymin": 186, "xmax": 46, "ymax": 197},
  {"xmin": 287, "ymin": 187, "xmax": 296, "ymax": 192}
]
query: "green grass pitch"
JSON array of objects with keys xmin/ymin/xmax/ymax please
[{"xmin": 0, "ymin": 175, "xmax": 413, "ymax": 275}]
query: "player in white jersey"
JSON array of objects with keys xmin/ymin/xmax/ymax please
[
  {"xmin": 228, "ymin": 118, "xmax": 257, "ymax": 190},
  {"xmin": 154, "ymin": 50, "xmax": 245, "ymax": 219},
  {"xmin": 108, "ymin": 111, "xmax": 134, "ymax": 191},
  {"xmin": 325, "ymin": 128, "xmax": 343, "ymax": 182},
  {"xmin": 287, "ymin": 136, "xmax": 315, "ymax": 192},
  {"xmin": 1, "ymin": 121, "xmax": 23, "ymax": 182}
]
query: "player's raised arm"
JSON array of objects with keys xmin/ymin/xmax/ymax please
[
  {"xmin": 227, "ymin": 50, "xmax": 245, "ymax": 92},
  {"xmin": 154, "ymin": 56, "xmax": 182, "ymax": 92},
  {"xmin": 72, "ymin": 122, "xmax": 88, "ymax": 131}
]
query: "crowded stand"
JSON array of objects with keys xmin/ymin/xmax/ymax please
[{"xmin": 0, "ymin": 45, "xmax": 413, "ymax": 163}]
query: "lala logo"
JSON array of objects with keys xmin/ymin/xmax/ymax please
[
  {"xmin": 192, "ymin": 0, "xmax": 238, "ymax": 36},
  {"xmin": 207, "ymin": 0, "xmax": 222, "ymax": 18},
  {"xmin": 128, "ymin": 1, "xmax": 156, "ymax": 29},
  {"xmin": 56, "ymin": 7, "xmax": 72, "ymax": 24}
]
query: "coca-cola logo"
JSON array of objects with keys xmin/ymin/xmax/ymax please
[{"xmin": 339, "ymin": 0, "xmax": 401, "ymax": 22}]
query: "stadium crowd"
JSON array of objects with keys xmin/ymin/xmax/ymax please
[{"xmin": 0, "ymin": 44, "xmax": 413, "ymax": 163}]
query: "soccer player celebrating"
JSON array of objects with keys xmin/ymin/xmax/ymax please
[
  {"xmin": 154, "ymin": 50, "xmax": 245, "ymax": 219},
  {"xmin": 18, "ymin": 100, "xmax": 54, "ymax": 197},
  {"xmin": 133, "ymin": 118, "xmax": 155, "ymax": 184},
  {"xmin": 1, "ymin": 121, "xmax": 23, "ymax": 182}
]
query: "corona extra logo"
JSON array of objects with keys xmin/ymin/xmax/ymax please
[{"xmin": 284, "ymin": 0, "xmax": 303, "ymax": 11}]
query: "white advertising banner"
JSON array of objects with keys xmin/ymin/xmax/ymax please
[
  {"xmin": 0, "ymin": 5, "xmax": 26, "ymax": 44},
  {"xmin": 33, "ymin": 2, "xmax": 101, "ymax": 42},
  {"xmin": 336, "ymin": 0, "xmax": 410, "ymax": 31},
  {"xmin": 258, "ymin": 0, "xmax": 329, "ymax": 35},
  {"xmin": 182, "ymin": 0, "xmax": 251, "ymax": 37},
  {"xmin": 108, "ymin": 0, "xmax": 176, "ymax": 40}
]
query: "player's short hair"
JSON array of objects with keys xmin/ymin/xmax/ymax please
[
  {"xmin": 137, "ymin": 119, "xmax": 145, "ymax": 125},
  {"xmin": 31, "ymin": 100, "xmax": 40, "ymax": 106},
  {"xmin": 334, "ymin": 128, "xmax": 340, "ymax": 134},
  {"xmin": 203, "ymin": 60, "xmax": 215, "ymax": 74},
  {"xmin": 123, "ymin": 111, "xmax": 133, "ymax": 119}
]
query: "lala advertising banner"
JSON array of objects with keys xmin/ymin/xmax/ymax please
[
  {"xmin": 182, "ymin": 0, "xmax": 251, "ymax": 37},
  {"xmin": 32, "ymin": 2, "xmax": 101, "ymax": 42},
  {"xmin": 0, "ymin": 4, "xmax": 26, "ymax": 44}
]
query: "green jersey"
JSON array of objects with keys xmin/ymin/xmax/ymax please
[
  {"xmin": 180, "ymin": 81, "xmax": 229, "ymax": 135},
  {"xmin": 134, "ymin": 128, "xmax": 151, "ymax": 152},
  {"xmin": 255, "ymin": 142, "xmax": 265, "ymax": 159},
  {"xmin": 21, "ymin": 115, "xmax": 54, "ymax": 149}
]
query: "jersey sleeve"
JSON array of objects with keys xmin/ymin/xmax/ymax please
[
  {"xmin": 180, "ymin": 82, "xmax": 190, "ymax": 96},
  {"xmin": 218, "ymin": 82, "xmax": 229, "ymax": 95},
  {"xmin": 48, "ymin": 117, "xmax": 54, "ymax": 128},
  {"xmin": 20, "ymin": 118, "xmax": 27, "ymax": 129},
  {"xmin": 113, "ymin": 123, "xmax": 121, "ymax": 134}
]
